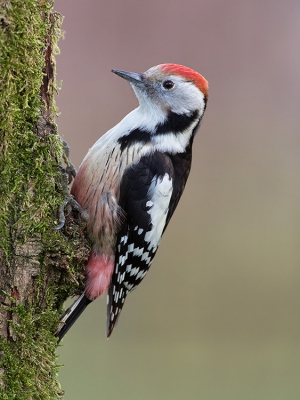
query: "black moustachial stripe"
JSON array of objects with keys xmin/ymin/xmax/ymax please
[
  {"xmin": 155, "ymin": 109, "xmax": 199, "ymax": 135},
  {"xmin": 117, "ymin": 109, "xmax": 200, "ymax": 151},
  {"xmin": 118, "ymin": 128, "xmax": 151, "ymax": 151}
]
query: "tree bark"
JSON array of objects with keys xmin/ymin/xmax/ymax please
[{"xmin": 0, "ymin": 1, "xmax": 89, "ymax": 398}]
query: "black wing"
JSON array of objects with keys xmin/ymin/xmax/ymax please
[{"xmin": 106, "ymin": 150, "xmax": 192, "ymax": 337}]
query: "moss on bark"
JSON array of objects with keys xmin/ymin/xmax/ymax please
[{"xmin": 0, "ymin": 1, "xmax": 89, "ymax": 398}]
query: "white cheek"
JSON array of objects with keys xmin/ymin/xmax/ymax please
[{"xmin": 167, "ymin": 85, "xmax": 206, "ymax": 116}]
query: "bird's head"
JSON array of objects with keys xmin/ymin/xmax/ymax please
[{"xmin": 112, "ymin": 64, "xmax": 208, "ymax": 118}]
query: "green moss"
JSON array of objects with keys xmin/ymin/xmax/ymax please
[
  {"xmin": 0, "ymin": 1, "xmax": 82, "ymax": 398},
  {"xmin": 0, "ymin": 0, "xmax": 65, "ymax": 257},
  {"xmin": 0, "ymin": 302, "xmax": 64, "ymax": 399}
]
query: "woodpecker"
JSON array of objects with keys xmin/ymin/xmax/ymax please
[{"xmin": 56, "ymin": 63, "xmax": 208, "ymax": 341}]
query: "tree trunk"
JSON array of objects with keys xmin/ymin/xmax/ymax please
[{"xmin": 0, "ymin": 1, "xmax": 89, "ymax": 398}]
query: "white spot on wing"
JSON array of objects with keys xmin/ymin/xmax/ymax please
[
  {"xmin": 120, "ymin": 235, "xmax": 128, "ymax": 247},
  {"xmin": 133, "ymin": 247, "xmax": 144, "ymax": 257},
  {"xmin": 130, "ymin": 267, "xmax": 139, "ymax": 276},
  {"xmin": 124, "ymin": 282, "xmax": 134, "ymax": 291},
  {"xmin": 141, "ymin": 251, "xmax": 152, "ymax": 265},
  {"xmin": 127, "ymin": 243, "xmax": 134, "ymax": 253},
  {"xmin": 137, "ymin": 270, "xmax": 147, "ymax": 280},
  {"xmin": 126, "ymin": 264, "xmax": 132, "ymax": 272}
]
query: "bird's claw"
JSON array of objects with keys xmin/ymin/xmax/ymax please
[
  {"xmin": 52, "ymin": 194, "xmax": 86, "ymax": 231},
  {"xmin": 53, "ymin": 194, "xmax": 73, "ymax": 230}
]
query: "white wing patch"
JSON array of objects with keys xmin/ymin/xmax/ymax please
[{"xmin": 144, "ymin": 173, "xmax": 173, "ymax": 251}]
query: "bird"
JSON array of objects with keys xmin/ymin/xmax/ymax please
[{"xmin": 56, "ymin": 63, "xmax": 208, "ymax": 341}]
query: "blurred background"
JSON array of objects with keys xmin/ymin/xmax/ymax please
[{"xmin": 55, "ymin": 1, "xmax": 300, "ymax": 399}]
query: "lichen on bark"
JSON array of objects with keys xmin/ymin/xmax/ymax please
[{"xmin": 0, "ymin": 1, "xmax": 89, "ymax": 398}]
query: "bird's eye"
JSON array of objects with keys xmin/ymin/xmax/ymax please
[{"xmin": 163, "ymin": 80, "xmax": 174, "ymax": 90}]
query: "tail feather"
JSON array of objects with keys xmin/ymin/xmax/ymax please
[
  {"xmin": 106, "ymin": 283, "xmax": 128, "ymax": 338},
  {"xmin": 56, "ymin": 293, "xmax": 92, "ymax": 342}
]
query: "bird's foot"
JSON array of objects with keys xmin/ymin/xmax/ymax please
[{"xmin": 53, "ymin": 194, "xmax": 87, "ymax": 231}]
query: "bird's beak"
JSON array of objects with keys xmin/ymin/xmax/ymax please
[{"xmin": 112, "ymin": 69, "xmax": 144, "ymax": 87}]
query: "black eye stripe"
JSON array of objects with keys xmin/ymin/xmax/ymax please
[{"xmin": 163, "ymin": 80, "xmax": 174, "ymax": 89}]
